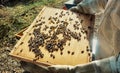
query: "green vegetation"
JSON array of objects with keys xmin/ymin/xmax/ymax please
[{"xmin": 0, "ymin": 0, "xmax": 66, "ymax": 47}]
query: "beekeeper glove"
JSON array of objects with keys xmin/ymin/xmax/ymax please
[
  {"xmin": 70, "ymin": 0, "xmax": 108, "ymax": 14},
  {"xmin": 20, "ymin": 61, "xmax": 50, "ymax": 73},
  {"xmin": 48, "ymin": 56, "xmax": 119, "ymax": 73},
  {"xmin": 74, "ymin": 0, "xmax": 83, "ymax": 4}
]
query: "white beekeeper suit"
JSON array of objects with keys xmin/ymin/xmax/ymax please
[{"xmin": 21, "ymin": 0, "xmax": 120, "ymax": 73}]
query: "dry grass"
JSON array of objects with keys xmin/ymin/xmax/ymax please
[{"xmin": 0, "ymin": 0, "xmax": 67, "ymax": 47}]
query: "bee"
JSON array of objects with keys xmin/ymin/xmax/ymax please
[
  {"xmin": 86, "ymin": 48, "xmax": 89, "ymax": 52},
  {"xmin": 73, "ymin": 24, "xmax": 79, "ymax": 30},
  {"xmin": 43, "ymin": 33, "xmax": 50, "ymax": 39},
  {"xmin": 66, "ymin": 11, "xmax": 69, "ymax": 15},
  {"xmin": 59, "ymin": 15, "xmax": 62, "ymax": 18},
  {"xmin": 81, "ymin": 30, "xmax": 85, "ymax": 34},
  {"xmin": 81, "ymin": 20, "xmax": 84, "ymax": 23},
  {"xmin": 20, "ymin": 49, "xmax": 23, "ymax": 53},
  {"xmin": 37, "ymin": 22, "xmax": 43, "ymax": 26},
  {"xmin": 84, "ymin": 30, "xmax": 88, "ymax": 34},
  {"xmin": 48, "ymin": 29, "xmax": 52, "ymax": 35},
  {"xmin": 45, "ymin": 43, "xmax": 54, "ymax": 53},
  {"xmin": 81, "ymin": 51, "xmax": 84, "ymax": 54},
  {"xmin": 42, "ymin": 21, "xmax": 45, "ymax": 24},
  {"xmin": 60, "ymin": 52, "xmax": 63, "ymax": 55},
  {"xmin": 86, "ymin": 46, "xmax": 89, "ymax": 49},
  {"xmin": 57, "ymin": 40, "xmax": 65, "ymax": 51},
  {"xmin": 67, "ymin": 51, "xmax": 70, "ymax": 54},
  {"xmin": 84, "ymin": 36, "xmax": 87, "ymax": 39},
  {"xmin": 63, "ymin": 14, "xmax": 65, "ymax": 16},
  {"xmin": 14, "ymin": 47, "xmax": 17, "ymax": 49},
  {"xmin": 53, "ymin": 55, "xmax": 55, "ymax": 59},
  {"xmin": 33, "ymin": 25, "xmax": 38, "ymax": 28},
  {"xmin": 77, "ymin": 38, "xmax": 81, "ymax": 41},
  {"xmin": 60, "ymin": 47, "xmax": 64, "ymax": 51},
  {"xmin": 20, "ymin": 42, "xmax": 24, "ymax": 45},
  {"xmin": 51, "ymin": 34, "xmax": 58, "ymax": 40},
  {"xmin": 70, "ymin": 32, "xmax": 80, "ymax": 40},
  {"xmin": 29, "ymin": 33, "xmax": 32, "ymax": 36},
  {"xmin": 53, "ymin": 17, "xmax": 57, "ymax": 21},
  {"xmin": 32, "ymin": 49, "xmax": 40, "ymax": 57},
  {"xmin": 56, "ymin": 19, "xmax": 60, "ymax": 24},
  {"xmin": 55, "ymin": 13, "xmax": 58, "ymax": 15},
  {"xmin": 33, "ymin": 56, "xmax": 40, "ymax": 61},
  {"xmin": 88, "ymin": 53, "xmax": 91, "ymax": 56},
  {"xmin": 50, "ymin": 54, "xmax": 55, "ymax": 59},
  {"xmin": 51, "ymin": 20, "xmax": 55, "ymax": 24},
  {"xmin": 39, "ymin": 19, "xmax": 41, "ymax": 22},
  {"xmin": 71, "ymin": 52, "xmax": 75, "ymax": 55},
  {"xmin": 68, "ymin": 43, "xmax": 70, "ymax": 46},
  {"xmin": 63, "ymin": 34, "xmax": 71, "ymax": 41},
  {"xmin": 79, "ymin": 33, "xmax": 81, "ymax": 37},
  {"xmin": 43, "ymin": 25, "xmax": 49, "ymax": 31},
  {"xmin": 50, "ymin": 54, "xmax": 53, "ymax": 57},
  {"xmin": 90, "ymin": 49, "xmax": 92, "ymax": 52},
  {"xmin": 48, "ymin": 16, "xmax": 52, "ymax": 20},
  {"xmin": 88, "ymin": 26, "xmax": 92, "ymax": 30},
  {"xmin": 61, "ymin": 11, "xmax": 64, "ymax": 14},
  {"xmin": 36, "ymin": 20, "xmax": 39, "ymax": 23},
  {"xmin": 40, "ymin": 54, "xmax": 44, "ymax": 58},
  {"xmin": 75, "ymin": 21, "xmax": 79, "ymax": 24},
  {"xmin": 29, "ymin": 13, "xmax": 32, "ymax": 16},
  {"xmin": 66, "ymin": 11, "xmax": 69, "ymax": 14},
  {"xmin": 50, "ymin": 26, "xmax": 56, "ymax": 31},
  {"xmin": 63, "ymin": 22, "xmax": 69, "ymax": 26}
]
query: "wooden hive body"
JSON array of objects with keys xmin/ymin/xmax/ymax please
[{"xmin": 10, "ymin": 7, "xmax": 94, "ymax": 66}]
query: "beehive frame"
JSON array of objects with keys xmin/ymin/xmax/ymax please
[{"xmin": 10, "ymin": 7, "xmax": 94, "ymax": 66}]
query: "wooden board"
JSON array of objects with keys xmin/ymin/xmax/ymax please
[
  {"xmin": 15, "ymin": 27, "xmax": 28, "ymax": 38},
  {"xmin": 10, "ymin": 7, "xmax": 93, "ymax": 66}
]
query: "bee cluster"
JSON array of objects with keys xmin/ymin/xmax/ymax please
[
  {"xmin": 28, "ymin": 28, "xmax": 46, "ymax": 59},
  {"xmin": 27, "ymin": 10, "xmax": 90, "ymax": 61}
]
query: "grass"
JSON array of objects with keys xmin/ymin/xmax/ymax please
[{"xmin": 0, "ymin": 0, "xmax": 66, "ymax": 47}]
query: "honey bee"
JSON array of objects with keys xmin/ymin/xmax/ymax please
[
  {"xmin": 81, "ymin": 20, "xmax": 84, "ymax": 23},
  {"xmin": 71, "ymin": 52, "xmax": 75, "ymax": 55},
  {"xmin": 81, "ymin": 51, "xmax": 84, "ymax": 54},
  {"xmin": 20, "ymin": 42, "xmax": 24, "ymax": 45},
  {"xmin": 55, "ymin": 13, "xmax": 58, "ymax": 15},
  {"xmin": 67, "ymin": 51, "xmax": 70, "ymax": 54},
  {"xmin": 20, "ymin": 49, "xmax": 23, "ymax": 53},
  {"xmin": 53, "ymin": 55, "xmax": 55, "ymax": 59},
  {"xmin": 88, "ymin": 53, "xmax": 91, "ymax": 56},
  {"xmin": 60, "ymin": 52, "xmax": 63, "ymax": 55}
]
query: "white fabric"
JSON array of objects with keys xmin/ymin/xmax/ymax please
[
  {"xmin": 77, "ymin": 0, "xmax": 107, "ymax": 14},
  {"xmin": 109, "ymin": 56, "xmax": 117, "ymax": 73},
  {"xmin": 76, "ymin": 0, "xmax": 120, "ymax": 59},
  {"xmin": 70, "ymin": 0, "xmax": 120, "ymax": 73},
  {"xmin": 97, "ymin": 0, "xmax": 120, "ymax": 59}
]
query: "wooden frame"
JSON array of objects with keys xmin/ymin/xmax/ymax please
[{"xmin": 10, "ymin": 7, "xmax": 94, "ymax": 66}]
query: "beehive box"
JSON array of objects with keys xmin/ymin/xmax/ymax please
[{"xmin": 10, "ymin": 7, "xmax": 94, "ymax": 66}]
